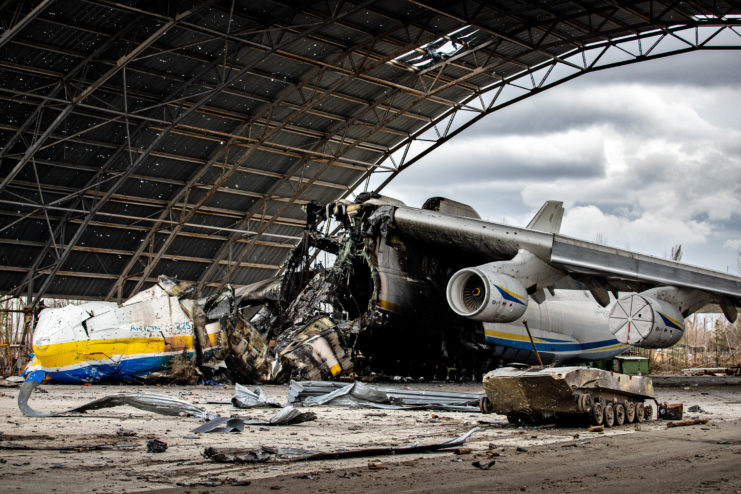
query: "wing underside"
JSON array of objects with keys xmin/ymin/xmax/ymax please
[{"xmin": 389, "ymin": 204, "xmax": 741, "ymax": 317}]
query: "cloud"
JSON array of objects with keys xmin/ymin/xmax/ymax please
[
  {"xmin": 724, "ymin": 238, "xmax": 741, "ymax": 250},
  {"xmin": 570, "ymin": 50, "xmax": 741, "ymax": 89},
  {"xmin": 373, "ymin": 49, "xmax": 741, "ymax": 273},
  {"xmin": 561, "ymin": 205, "xmax": 712, "ymax": 252}
]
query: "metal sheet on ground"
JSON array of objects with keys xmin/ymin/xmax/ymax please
[{"xmin": 0, "ymin": 381, "xmax": 738, "ymax": 492}]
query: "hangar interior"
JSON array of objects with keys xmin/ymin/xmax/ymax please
[{"xmin": 1, "ymin": 0, "xmax": 740, "ymax": 307}]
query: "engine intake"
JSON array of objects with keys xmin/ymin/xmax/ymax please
[
  {"xmin": 608, "ymin": 293, "xmax": 685, "ymax": 348},
  {"xmin": 447, "ymin": 267, "xmax": 528, "ymax": 322}
]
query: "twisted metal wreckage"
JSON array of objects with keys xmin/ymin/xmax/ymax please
[
  {"xmin": 24, "ymin": 194, "xmax": 741, "ymax": 384},
  {"xmin": 24, "ymin": 194, "xmax": 490, "ymax": 384}
]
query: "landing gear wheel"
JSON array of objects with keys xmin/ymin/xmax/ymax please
[
  {"xmin": 480, "ymin": 396, "xmax": 494, "ymax": 414},
  {"xmin": 636, "ymin": 403, "xmax": 645, "ymax": 423},
  {"xmin": 604, "ymin": 403, "xmax": 615, "ymax": 427},
  {"xmin": 626, "ymin": 402, "xmax": 636, "ymax": 423},
  {"xmin": 592, "ymin": 402, "xmax": 604, "ymax": 426},
  {"xmin": 615, "ymin": 403, "xmax": 626, "ymax": 426}
]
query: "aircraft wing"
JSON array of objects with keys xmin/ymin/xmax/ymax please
[
  {"xmin": 549, "ymin": 236, "xmax": 740, "ymax": 300},
  {"xmin": 391, "ymin": 205, "xmax": 741, "ymax": 317}
]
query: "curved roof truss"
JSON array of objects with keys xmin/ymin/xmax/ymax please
[{"xmin": 0, "ymin": 0, "xmax": 739, "ymax": 304}]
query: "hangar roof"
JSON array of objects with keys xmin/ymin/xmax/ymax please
[{"xmin": 1, "ymin": 0, "xmax": 740, "ymax": 302}]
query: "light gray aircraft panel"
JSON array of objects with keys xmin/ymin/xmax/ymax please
[
  {"xmin": 391, "ymin": 205, "xmax": 741, "ymax": 311},
  {"xmin": 550, "ymin": 237, "xmax": 741, "ymax": 302}
]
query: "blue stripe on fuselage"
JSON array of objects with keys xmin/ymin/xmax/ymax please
[
  {"xmin": 485, "ymin": 335, "xmax": 621, "ymax": 353},
  {"xmin": 658, "ymin": 312, "xmax": 682, "ymax": 330},
  {"xmin": 493, "ymin": 284, "xmax": 527, "ymax": 305}
]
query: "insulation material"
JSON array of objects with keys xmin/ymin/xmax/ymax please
[{"xmin": 221, "ymin": 316, "xmax": 277, "ymax": 383}]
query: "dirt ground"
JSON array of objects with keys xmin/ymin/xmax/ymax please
[{"xmin": 0, "ymin": 378, "xmax": 739, "ymax": 493}]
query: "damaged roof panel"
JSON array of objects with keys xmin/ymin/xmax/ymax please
[{"xmin": 1, "ymin": 0, "xmax": 739, "ymax": 303}]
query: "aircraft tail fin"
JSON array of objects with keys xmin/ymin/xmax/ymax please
[{"xmin": 526, "ymin": 201, "xmax": 564, "ymax": 234}]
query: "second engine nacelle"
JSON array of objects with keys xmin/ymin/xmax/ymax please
[
  {"xmin": 608, "ymin": 293, "xmax": 685, "ymax": 348},
  {"xmin": 446, "ymin": 267, "xmax": 528, "ymax": 322}
]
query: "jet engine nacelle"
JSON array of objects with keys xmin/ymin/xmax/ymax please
[
  {"xmin": 446, "ymin": 266, "xmax": 528, "ymax": 322},
  {"xmin": 608, "ymin": 293, "xmax": 685, "ymax": 348}
]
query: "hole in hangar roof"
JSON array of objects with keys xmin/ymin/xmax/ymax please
[{"xmin": 392, "ymin": 25, "xmax": 479, "ymax": 69}]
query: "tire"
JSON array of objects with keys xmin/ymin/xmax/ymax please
[
  {"xmin": 626, "ymin": 402, "xmax": 636, "ymax": 423},
  {"xmin": 592, "ymin": 402, "xmax": 604, "ymax": 425},
  {"xmin": 636, "ymin": 403, "xmax": 645, "ymax": 422},
  {"xmin": 604, "ymin": 403, "xmax": 615, "ymax": 427},
  {"xmin": 480, "ymin": 396, "xmax": 494, "ymax": 414},
  {"xmin": 615, "ymin": 403, "xmax": 626, "ymax": 426}
]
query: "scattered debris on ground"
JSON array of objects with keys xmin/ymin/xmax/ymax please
[
  {"xmin": 191, "ymin": 407, "xmax": 317, "ymax": 433},
  {"xmin": 203, "ymin": 427, "xmax": 480, "ymax": 463},
  {"xmin": 658, "ymin": 403, "xmax": 684, "ymax": 420},
  {"xmin": 18, "ymin": 380, "xmax": 214, "ymax": 419},
  {"xmin": 665, "ymin": 418, "xmax": 710, "ymax": 428},
  {"xmin": 288, "ymin": 380, "xmax": 484, "ymax": 412},
  {"xmin": 232, "ymin": 383, "xmax": 283, "ymax": 408},
  {"xmin": 146, "ymin": 438, "xmax": 168, "ymax": 453}
]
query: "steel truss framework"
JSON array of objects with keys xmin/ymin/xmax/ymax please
[{"xmin": 0, "ymin": 0, "xmax": 739, "ymax": 304}]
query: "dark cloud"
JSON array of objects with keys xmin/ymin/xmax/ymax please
[
  {"xmin": 384, "ymin": 181, "xmax": 534, "ymax": 223},
  {"xmin": 570, "ymin": 50, "xmax": 741, "ymax": 89},
  {"xmin": 381, "ymin": 47, "xmax": 741, "ymax": 272},
  {"xmin": 386, "ymin": 145, "xmax": 606, "ymax": 187},
  {"xmin": 461, "ymin": 50, "xmax": 741, "ymax": 138},
  {"xmin": 461, "ymin": 93, "xmax": 636, "ymax": 137}
]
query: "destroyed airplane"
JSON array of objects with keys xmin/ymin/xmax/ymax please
[
  {"xmin": 244, "ymin": 194, "xmax": 740, "ymax": 379},
  {"xmin": 23, "ymin": 277, "xmax": 225, "ymax": 383},
  {"xmin": 23, "ymin": 195, "xmax": 741, "ymax": 384}
]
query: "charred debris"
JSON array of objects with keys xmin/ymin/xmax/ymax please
[
  {"xmin": 221, "ymin": 194, "xmax": 494, "ymax": 384},
  {"xmin": 26, "ymin": 195, "xmax": 494, "ymax": 385}
]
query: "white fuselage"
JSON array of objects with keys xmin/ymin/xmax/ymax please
[{"xmin": 484, "ymin": 289, "xmax": 629, "ymax": 364}]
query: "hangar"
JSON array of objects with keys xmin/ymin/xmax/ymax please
[{"xmin": 1, "ymin": 0, "xmax": 740, "ymax": 307}]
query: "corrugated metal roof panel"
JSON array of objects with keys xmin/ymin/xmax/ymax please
[{"xmin": 1, "ymin": 0, "xmax": 737, "ymax": 301}]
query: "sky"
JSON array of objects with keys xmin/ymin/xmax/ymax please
[{"xmin": 368, "ymin": 49, "xmax": 741, "ymax": 275}]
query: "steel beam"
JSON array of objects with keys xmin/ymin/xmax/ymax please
[
  {"xmin": 0, "ymin": 0, "xmax": 53, "ymax": 50},
  {"xmin": 0, "ymin": 4, "xmax": 208, "ymax": 193}
]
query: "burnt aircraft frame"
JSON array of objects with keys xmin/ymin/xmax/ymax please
[{"xmin": 1, "ymin": 0, "xmax": 740, "ymax": 305}]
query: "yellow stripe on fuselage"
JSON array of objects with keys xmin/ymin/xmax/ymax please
[
  {"xmin": 493, "ymin": 284, "xmax": 527, "ymax": 303},
  {"xmin": 377, "ymin": 299, "xmax": 403, "ymax": 313},
  {"xmin": 485, "ymin": 329, "xmax": 628, "ymax": 353},
  {"xmin": 33, "ymin": 332, "xmax": 220, "ymax": 368},
  {"xmin": 484, "ymin": 329, "xmax": 549, "ymax": 343},
  {"xmin": 584, "ymin": 343, "xmax": 628, "ymax": 353}
]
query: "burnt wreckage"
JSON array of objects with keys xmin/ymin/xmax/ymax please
[
  {"xmin": 24, "ymin": 195, "xmax": 488, "ymax": 384},
  {"xmin": 236, "ymin": 194, "xmax": 493, "ymax": 382},
  {"xmin": 28, "ymin": 193, "xmax": 739, "ymax": 384}
]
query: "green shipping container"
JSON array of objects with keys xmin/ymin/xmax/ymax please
[{"xmin": 613, "ymin": 356, "xmax": 649, "ymax": 375}]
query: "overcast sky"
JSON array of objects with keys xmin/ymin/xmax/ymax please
[{"xmin": 369, "ymin": 50, "xmax": 741, "ymax": 275}]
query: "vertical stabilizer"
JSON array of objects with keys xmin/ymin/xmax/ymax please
[{"xmin": 526, "ymin": 201, "xmax": 564, "ymax": 233}]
